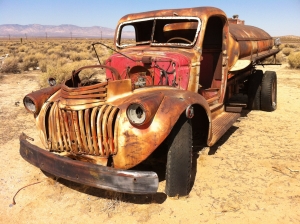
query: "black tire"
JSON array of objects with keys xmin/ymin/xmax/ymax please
[
  {"xmin": 165, "ymin": 114, "xmax": 192, "ymax": 197},
  {"xmin": 261, "ymin": 71, "xmax": 277, "ymax": 112},
  {"xmin": 248, "ymin": 70, "xmax": 263, "ymax": 110}
]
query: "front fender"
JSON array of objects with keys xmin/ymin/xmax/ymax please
[{"xmin": 112, "ymin": 88, "xmax": 211, "ymax": 169}]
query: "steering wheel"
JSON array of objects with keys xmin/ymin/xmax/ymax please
[{"xmin": 167, "ymin": 37, "xmax": 192, "ymax": 44}]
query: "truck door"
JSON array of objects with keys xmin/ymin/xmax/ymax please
[{"xmin": 199, "ymin": 16, "xmax": 228, "ymax": 105}]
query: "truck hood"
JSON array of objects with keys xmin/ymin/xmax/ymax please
[{"xmin": 105, "ymin": 48, "xmax": 192, "ymax": 90}]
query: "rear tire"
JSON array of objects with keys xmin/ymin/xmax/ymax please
[
  {"xmin": 165, "ymin": 114, "xmax": 192, "ymax": 197},
  {"xmin": 248, "ymin": 70, "xmax": 263, "ymax": 110},
  {"xmin": 261, "ymin": 71, "xmax": 277, "ymax": 112}
]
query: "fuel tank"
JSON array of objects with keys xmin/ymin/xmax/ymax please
[{"xmin": 228, "ymin": 23, "xmax": 274, "ymax": 69}]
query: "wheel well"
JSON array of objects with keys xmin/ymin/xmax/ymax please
[{"xmin": 191, "ymin": 104, "xmax": 209, "ymax": 149}]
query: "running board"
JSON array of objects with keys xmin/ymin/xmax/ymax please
[
  {"xmin": 208, "ymin": 112, "xmax": 240, "ymax": 146},
  {"xmin": 225, "ymin": 103, "xmax": 247, "ymax": 113}
]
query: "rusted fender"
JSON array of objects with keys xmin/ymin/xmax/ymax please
[
  {"xmin": 109, "ymin": 87, "xmax": 212, "ymax": 169},
  {"xmin": 23, "ymin": 84, "xmax": 61, "ymax": 116}
]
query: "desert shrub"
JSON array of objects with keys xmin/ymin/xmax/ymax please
[
  {"xmin": 39, "ymin": 60, "xmax": 48, "ymax": 72},
  {"xmin": 49, "ymin": 54, "xmax": 60, "ymax": 61},
  {"xmin": 22, "ymin": 55, "xmax": 39, "ymax": 71},
  {"xmin": 39, "ymin": 60, "xmax": 92, "ymax": 87},
  {"xmin": 1, "ymin": 57, "xmax": 20, "ymax": 73},
  {"xmin": 282, "ymin": 48, "xmax": 293, "ymax": 56},
  {"xmin": 18, "ymin": 45, "xmax": 28, "ymax": 52},
  {"xmin": 278, "ymin": 44, "xmax": 285, "ymax": 51},
  {"xmin": 39, "ymin": 57, "xmax": 68, "ymax": 73},
  {"xmin": 18, "ymin": 52, "xmax": 26, "ymax": 62},
  {"xmin": 0, "ymin": 46, "xmax": 7, "ymax": 54},
  {"xmin": 288, "ymin": 52, "xmax": 300, "ymax": 69},
  {"xmin": 286, "ymin": 44, "xmax": 297, "ymax": 48},
  {"xmin": 47, "ymin": 45, "xmax": 66, "ymax": 58},
  {"xmin": 263, "ymin": 51, "xmax": 285, "ymax": 64},
  {"xmin": 69, "ymin": 51, "xmax": 92, "ymax": 61}
]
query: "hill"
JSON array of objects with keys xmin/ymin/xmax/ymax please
[{"xmin": 0, "ymin": 24, "xmax": 133, "ymax": 38}]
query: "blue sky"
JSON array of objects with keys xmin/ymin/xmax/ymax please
[{"xmin": 0, "ymin": 0, "xmax": 299, "ymax": 36}]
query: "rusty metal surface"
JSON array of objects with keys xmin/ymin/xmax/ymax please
[
  {"xmin": 46, "ymin": 101, "xmax": 119, "ymax": 156},
  {"xmin": 110, "ymin": 87, "xmax": 212, "ymax": 169},
  {"xmin": 35, "ymin": 82, "xmax": 212, "ymax": 169},
  {"xmin": 23, "ymin": 84, "xmax": 61, "ymax": 115},
  {"xmin": 113, "ymin": 7, "xmax": 228, "ymax": 94},
  {"xmin": 227, "ymin": 24, "xmax": 275, "ymax": 69},
  {"xmin": 229, "ymin": 24, "xmax": 272, "ymax": 41},
  {"xmin": 209, "ymin": 112, "xmax": 240, "ymax": 146},
  {"xmin": 20, "ymin": 134, "xmax": 159, "ymax": 194},
  {"xmin": 117, "ymin": 7, "xmax": 226, "ymax": 29}
]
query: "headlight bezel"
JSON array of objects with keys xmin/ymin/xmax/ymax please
[
  {"xmin": 126, "ymin": 103, "xmax": 146, "ymax": 125},
  {"xmin": 23, "ymin": 96, "xmax": 36, "ymax": 113}
]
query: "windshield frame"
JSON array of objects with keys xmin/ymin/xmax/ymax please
[{"xmin": 116, "ymin": 16, "xmax": 201, "ymax": 49}]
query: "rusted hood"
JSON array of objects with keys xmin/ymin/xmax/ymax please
[{"xmin": 106, "ymin": 49, "xmax": 193, "ymax": 90}]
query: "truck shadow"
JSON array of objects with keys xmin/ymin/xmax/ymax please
[
  {"xmin": 42, "ymin": 171, "xmax": 167, "ymax": 204},
  {"xmin": 208, "ymin": 108, "xmax": 250, "ymax": 154},
  {"xmin": 190, "ymin": 109, "xmax": 251, "ymax": 189},
  {"xmin": 207, "ymin": 125, "xmax": 239, "ymax": 155}
]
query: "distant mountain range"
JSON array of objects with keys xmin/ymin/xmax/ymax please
[
  {"xmin": 1, "ymin": 24, "xmax": 299, "ymax": 40},
  {"xmin": 0, "ymin": 24, "xmax": 134, "ymax": 38}
]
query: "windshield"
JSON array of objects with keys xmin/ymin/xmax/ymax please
[{"xmin": 116, "ymin": 17, "xmax": 201, "ymax": 48}]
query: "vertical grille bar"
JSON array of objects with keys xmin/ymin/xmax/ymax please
[
  {"xmin": 84, "ymin": 109, "xmax": 92, "ymax": 154},
  {"xmin": 72, "ymin": 111, "xmax": 84, "ymax": 153},
  {"xmin": 49, "ymin": 103, "xmax": 57, "ymax": 150},
  {"xmin": 61, "ymin": 110, "xmax": 72, "ymax": 150},
  {"xmin": 102, "ymin": 106, "xmax": 113, "ymax": 155},
  {"xmin": 91, "ymin": 107, "xmax": 100, "ymax": 155},
  {"xmin": 96, "ymin": 105, "xmax": 108, "ymax": 156},
  {"xmin": 78, "ymin": 110, "xmax": 88, "ymax": 153},
  {"xmin": 113, "ymin": 112, "xmax": 120, "ymax": 155},
  {"xmin": 68, "ymin": 111, "xmax": 79, "ymax": 153},
  {"xmin": 107, "ymin": 107, "xmax": 119, "ymax": 154},
  {"xmin": 54, "ymin": 102, "xmax": 63, "ymax": 151},
  {"xmin": 58, "ymin": 109, "xmax": 69, "ymax": 151}
]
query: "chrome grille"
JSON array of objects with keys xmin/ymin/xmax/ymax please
[{"xmin": 46, "ymin": 102, "xmax": 119, "ymax": 156}]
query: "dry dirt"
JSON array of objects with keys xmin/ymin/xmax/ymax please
[{"xmin": 1, "ymin": 64, "xmax": 300, "ymax": 224}]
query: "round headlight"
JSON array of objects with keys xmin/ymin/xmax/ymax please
[
  {"xmin": 127, "ymin": 103, "xmax": 146, "ymax": 125},
  {"xmin": 23, "ymin": 96, "xmax": 36, "ymax": 113}
]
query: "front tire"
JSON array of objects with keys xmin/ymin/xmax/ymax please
[
  {"xmin": 165, "ymin": 114, "xmax": 192, "ymax": 197},
  {"xmin": 261, "ymin": 71, "xmax": 277, "ymax": 112}
]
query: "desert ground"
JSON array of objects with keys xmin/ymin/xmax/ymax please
[{"xmin": 0, "ymin": 63, "xmax": 300, "ymax": 223}]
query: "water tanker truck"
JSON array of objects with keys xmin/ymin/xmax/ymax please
[{"xmin": 20, "ymin": 7, "xmax": 280, "ymax": 197}]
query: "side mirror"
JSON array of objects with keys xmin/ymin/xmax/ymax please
[{"xmin": 48, "ymin": 78, "xmax": 56, "ymax": 86}]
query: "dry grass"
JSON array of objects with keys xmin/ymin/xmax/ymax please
[
  {"xmin": 0, "ymin": 57, "xmax": 20, "ymax": 73},
  {"xmin": 282, "ymin": 47, "xmax": 293, "ymax": 56},
  {"xmin": 263, "ymin": 51, "xmax": 285, "ymax": 64},
  {"xmin": 288, "ymin": 52, "xmax": 300, "ymax": 69},
  {"xmin": 265, "ymin": 42, "xmax": 300, "ymax": 69},
  {"xmin": 39, "ymin": 60, "xmax": 92, "ymax": 87},
  {"xmin": 0, "ymin": 38, "xmax": 114, "ymax": 82},
  {"xmin": 279, "ymin": 35, "xmax": 300, "ymax": 43}
]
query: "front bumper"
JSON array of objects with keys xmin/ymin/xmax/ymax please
[{"xmin": 19, "ymin": 134, "xmax": 159, "ymax": 194}]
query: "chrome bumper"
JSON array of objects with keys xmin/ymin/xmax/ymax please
[{"xmin": 19, "ymin": 134, "xmax": 159, "ymax": 194}]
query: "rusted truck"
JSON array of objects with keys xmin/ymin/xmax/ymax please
[{"xmin": 20, "ymin": 7, "xmax": 280, "ymax": 197}]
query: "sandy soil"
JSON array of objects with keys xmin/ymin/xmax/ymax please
[{"xmin": 1, "ymin": 64, "xmax": 300, "ymax": 224}]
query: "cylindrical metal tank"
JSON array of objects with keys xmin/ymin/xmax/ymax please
[{"xmin": 228, "ymin": 23, "xmax": 274, "ymax": 69}]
